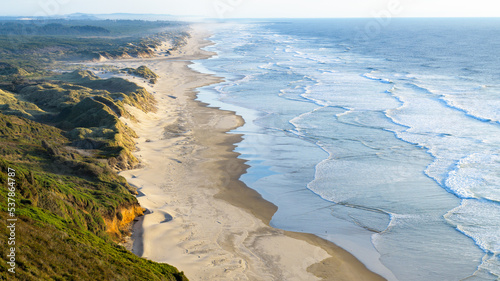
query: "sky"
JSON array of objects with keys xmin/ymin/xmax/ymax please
[{"xmin": 2, "ymin": 0, "xmax": 499, "ymax": 18}]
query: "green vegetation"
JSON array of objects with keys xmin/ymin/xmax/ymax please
[
  {"xmin": 123, "ymin": 65, "xmax": 160, "ymax": 84},
  {"xmin": 55, "ymin": 70, "xmax": 157, "ymax": 113},
  {"xmin": 0, "ymin": 62, "xmax": 30, "ymax": 76},
  {"xmin": 0, "ymin": 18, "xmax": 190, "ymax": 281},
  {"xmin": 0, "ymin": 115, "xmax": 187, "ymax": 280},
  {"xmin": 0, "ymin": 69, "xmax": 158, "ymax": 170},
  {"xmin": 0, "ymin": 89, "xmax": 45, "ymax": 119},
  {"xmin": 0, "ymin": 19, "xmax": 189, "ymax": 79},
  {"xmin": 0, "ymin": 22, "xmax": 111, "ymax": 35}
]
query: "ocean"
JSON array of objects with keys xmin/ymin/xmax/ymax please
[{"xmin": 189, "ymin": 18, "xmax": 500, "ymax": 281}]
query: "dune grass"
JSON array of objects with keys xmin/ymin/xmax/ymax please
[{"xmin": 0, "ymin": 114, "xmax": 188, "ymax": 281}]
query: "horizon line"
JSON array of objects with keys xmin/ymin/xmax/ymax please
[{"xmin": 0, "ymin": 13, "xmax": 500, "ymax": 19}]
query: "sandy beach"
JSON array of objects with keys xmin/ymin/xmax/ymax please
[{"xmin": 99, "ymin": 25, "xmax": 386, "ymax": 281}]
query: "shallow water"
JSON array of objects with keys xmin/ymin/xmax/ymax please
[{"xmin": 191, "ymin": 19, "xmax": 500, "ymax": 280}]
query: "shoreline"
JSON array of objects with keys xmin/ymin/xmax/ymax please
[{"xmin": 95, "ymin": 25, "xmax": 386, "ymax": 281}]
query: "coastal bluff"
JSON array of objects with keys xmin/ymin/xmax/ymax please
[{"xmin": 0, "ymin": 68, "xmax": 188, "ymax": 280}]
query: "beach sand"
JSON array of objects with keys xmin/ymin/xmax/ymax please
[{"xmin": 101, "ymin": 25, "xmax": 385, "ymax": 281}]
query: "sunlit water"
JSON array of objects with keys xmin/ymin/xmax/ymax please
[{"xmin": 190, "ymin": 19, "xmax": 500, "ymax": 281}]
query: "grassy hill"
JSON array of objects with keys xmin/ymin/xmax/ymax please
[
  {"xmin": 0, "ymin": 114, "xmax": 187, "ymax": 280},
  {"xmin": 0, "ymin": 20, "xmax": 189, "ymax": 280},
  {"xmin": 0, "ymin": 70, "xmax": 158, "ymax": 171},
  {"xmin": 0, "ymin": 19, "xmax": 189, "ymax": 79},
  {"xmin": 123, "ymin": 65, "xmax": 160, "ymax": 84}
]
